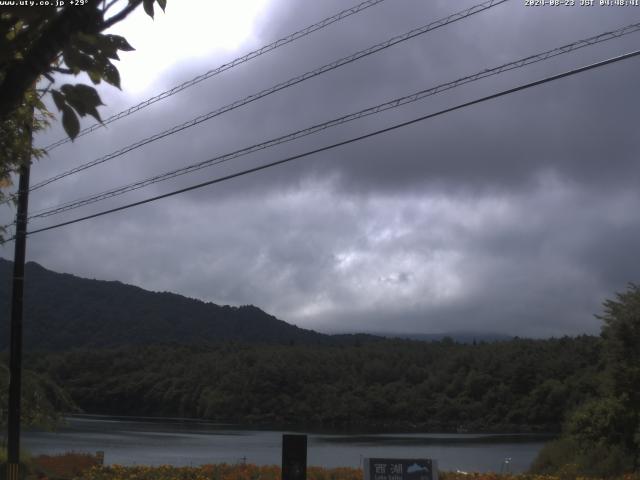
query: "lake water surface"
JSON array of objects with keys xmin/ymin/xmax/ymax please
[{"xmin": 24, "ymin": 416, "xmax": 552, "ymax": 473}]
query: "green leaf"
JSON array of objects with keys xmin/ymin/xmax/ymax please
[
  {"xmin": 61, "ymin": 105, "xmax": 80, "ymax": 139},
  {"xmin": 103, "ymin": 34, "xmax": 135, "ymax": 52},
  {"xmin": 76, "ymin": 32, "xmax": 98, "ymax": 46},
  {"xmin": 62, "ymin": 47, "xmax": 95, "ymax": 74},
  {"xmin": 60, "ymin": 84, "xmax": 104, "ymax": 123},
  {"xmin": 61, "ymin": 48, "xmax": 81, "ymax": 74},
  {"xmin": 156, "ymin": 0, "xmax": 167, "ymax": 12},
  {"xmin": 94, "ymin": 34, "xmax": 128, "ymax": 60},
  {"xmin": 101, "ymin": 47, "xmax": 120, "ymax": 61},
  {"xmin": 50, "ymin": 90, "xmax": 65, "ymax": 112},
  {"xmin": 102, "ymin": 63, "xmax": 121, "ymax": 89},
  {"xmin": 61, "ymin": 91, "xmax": 86, "ymax": 117},
  {"xmin": 87, "ymin": 68, "xmax": 102, "ymax": 85},
  {"xmin": 75, "ymin": 85, "xmax": 104, "ymax": 122},
  {"xmin": 3, "ymin": 6, "xmax": 54, "ymax": 22},
  {"xmin": 143, "ymin": 0, "xmax": 154, "ymax": 18},
  {"xmin": 74, "ymin": 33, "xmax": 100, "ymax": 56}
]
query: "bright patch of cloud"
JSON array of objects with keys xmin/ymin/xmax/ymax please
[{"xmin": 108, "ymin": 0, "xmax": 271, "ymax": 94}]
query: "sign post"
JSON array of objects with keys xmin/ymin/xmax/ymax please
[
  {"xmin": 282, "ymin": 434, "xmax": 307, "ymax": 480},
  {"xmin": 364, "ymin": 458, "xmax": 438, "ymax": 480}
]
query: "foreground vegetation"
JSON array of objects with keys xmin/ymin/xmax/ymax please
[
  {"xmin": 8, "ymin": 457, "xmax": 640, "ymax": 480},
  {"xmin": 72, "ymin": 464, "xmax": 640, "ymax": 480}
]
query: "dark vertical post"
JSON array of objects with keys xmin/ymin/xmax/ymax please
[
  {"xmin": 282, "ymin": 434, "xmax": 307, "ymax": 480},
  {"xmin": 6, "ymin": 120, "xmax": 32, "ymax": 480}
]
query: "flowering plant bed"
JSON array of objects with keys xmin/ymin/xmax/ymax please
[{"xmin": 20, "ymin": 458, "xmax": 640, "ymax": 480}]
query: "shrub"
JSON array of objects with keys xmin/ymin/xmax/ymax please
[
  {"xmin": 529, "ymin": 437, "xmax": 580, "ymax": 476},
  {"xmin": 32, "ymin": 452, "xmax": 102, "ymax": 479}
]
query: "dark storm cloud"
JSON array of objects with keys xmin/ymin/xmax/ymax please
[
  {"xmin": 3, "ymin": 0, "xmax": 640, "ymax": 337},
  {"xmin": 159, "ymin": 0, "xmax": 640, "ymax": 197}
]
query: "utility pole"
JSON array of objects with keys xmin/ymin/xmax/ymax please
[{"xmin": 6, "ymin": 107, "xmax": 33, "ymax": 480}]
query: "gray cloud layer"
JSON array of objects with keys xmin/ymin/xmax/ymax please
[{"xmin": 3, "ymin": 0, "xmax": 640, "ymax": 337}]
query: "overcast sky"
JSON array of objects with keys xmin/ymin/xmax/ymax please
[{"xmin": 2, "ymin": 0, "xmax": 640, "ymax": 337}]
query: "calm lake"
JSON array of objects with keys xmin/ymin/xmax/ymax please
[{"xmin": 23, "ymin": 416, "xmax": 552, "ymax": 473}]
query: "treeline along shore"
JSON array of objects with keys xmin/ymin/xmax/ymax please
[{"xmin": 25, "ymin": 335, "xmax": 601, "ymax": 433}]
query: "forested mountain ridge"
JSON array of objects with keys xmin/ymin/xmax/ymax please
[
  {"xmin": 28, "ymin": 336, "xmax": 603, "ymax": 433},
  {"xmin": 0, "ymin": 258, "xmax": 348, "ymax": 349}
]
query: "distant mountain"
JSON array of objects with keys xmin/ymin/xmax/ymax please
[
  {"xmin": 0, "ymin": 259, "xmax": 509, "ymax": 351},
  {"xmin": 0, "ymin": 259, "xmax": 352, "ymax": 350},
  {"xmin": 381, "ymin": 332, "xmax": 514, "ymax": 343}
]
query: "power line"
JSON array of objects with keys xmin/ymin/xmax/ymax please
[
  {"xmin": 26, "ymin": 21, "xmax": 640, "ymax": 221},
  {"xmin": 21, "ymin": 49, "xmax": 640, "ymax": 238},
  {"xmin": 27, "ymin": 0, "xmax": 508, "ymax": 193},
  {"xmin": 40, "ymin": 0, "xmax": 390, "ymax": 152}
]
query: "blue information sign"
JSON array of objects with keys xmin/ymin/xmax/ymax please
[{"xmin": 364, "ymin": 458, "xmax": 438, "ymax": 480}]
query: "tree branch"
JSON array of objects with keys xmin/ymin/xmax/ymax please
[
  {"xmin": 103, "ymin": 0, "xmax": 121, "ymax": 14},
  {"xmin": 0, "ymin": 1, "xmax": 104, "ymax": 121},
  {"xmin": 102, "ymin": 0, "xmax": 143, "ymax": 29},
  {"xmin": 51, "ymin": 66, "xmax": 73, "ymax": 74},
  {"xmin": 37, "ymin": 80, "xmax": 54, "ymax": 99}
]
